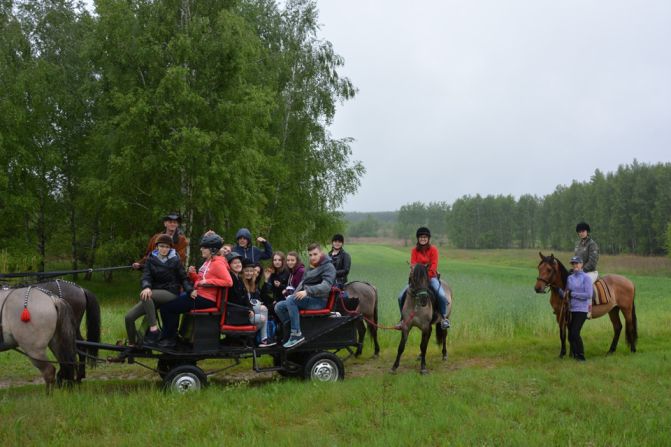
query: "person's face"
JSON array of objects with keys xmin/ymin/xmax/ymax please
[
  {"xmin": 200, "ymin": 246, "xmax": 212, "ymax": 259},
  {"xmin": 418, "ymin": 235, "xmax": 429, "ymax": 245},
  {"xmin": 243, "ymin": 266, "xmax": 255, "ymax": 279},
  {"xmin": 308, "ymin": 248, "xmax": 321, "ymax": 266},
  {"xmin": 286, "ymin": 256, "xmax": 297, "ymax": 269},
  {"xmin": 164, "ymin": 219, "xmax": 179, "ymax": 232},
  {"xmin": 237, "ymin": 237, "xmax": 248, "ymax": 248},
  {"xmin": 254, "ymin": 266, "xmax": 261, "ymax": 276},
  {"xmin": 157, "ymin": 243, "xmax": 171, "ymax": 256},
  {"xmin": 273, "ymin": 255, "xmax": 283, "ymax": 269},
  {"xmin": 332, "ymin": 240, "xmax": 343, "ymax": 250},
  {"xmin": 221, "ymin": 246, "xmax": 231, "ymax": 256},
  {"xmin": 230, "ymin": 259, "xmax": 242, "ymax": 273},
  {"xmin": 577, "ymin": 230, "xmax": 588, "ymax": 239},
  {"xmin": 571, "ymin": 261, "xmax": 583, "ymax": 272}
]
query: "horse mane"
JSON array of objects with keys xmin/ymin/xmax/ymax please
[{"xmin": 410, "ymin": 264, "xmax": 430, "ymax": 290}]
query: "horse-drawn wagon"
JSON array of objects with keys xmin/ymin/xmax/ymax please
[{"xmin": 78, "ymin": 286, "xmax": 361, "ymax": 392}]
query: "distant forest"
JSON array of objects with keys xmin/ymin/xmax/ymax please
[{"xmin": 346, "ymin": 161, "xmax": 671, "ymax": 256}]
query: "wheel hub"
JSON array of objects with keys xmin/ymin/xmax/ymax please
[
  {"xmin": 312, "ymin": 360, "xmax": 338, "ymax": 381},
  {"xmin": 173, "ymin": 374, "xmax": 200, "ymax": 392}
]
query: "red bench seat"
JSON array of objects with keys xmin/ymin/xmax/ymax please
[{"xmin": 299, "ymin": 287, "xmax": 340, "ymax": 316}]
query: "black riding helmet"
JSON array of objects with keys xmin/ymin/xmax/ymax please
[
  {"xmin": 200, "ymin": 233, "xmax": 224, "ymax": 252},
  {"xmin": 416, "ymin": 227, "xmax": 431, "ymax": 238},
  {"xmin": 576, "ymin": 222, "xmax": 591, "ymax": 233},
  {"xmin": 226, "ymin": 251, "xmax": 243, "ymax": 264}
]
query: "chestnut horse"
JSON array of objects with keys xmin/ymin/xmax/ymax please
[{"xmin": 534, "ymin": 252, "xmax": 637, "ymax": 357}]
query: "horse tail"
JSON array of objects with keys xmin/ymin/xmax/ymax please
[
  {"xmin": 626, "ymin": 294, "xmax": 638, "ymax": 350},
  {"xmin": 53, "ymin": 298, "xmax": 78, "ymax": 385},
  {"xmin": 83, "ymin": 288, "xmax": 101, "ymax": 366},
  {"xmin": 435, "ymin": 323, "xmax": 445, "ymax": 345}
]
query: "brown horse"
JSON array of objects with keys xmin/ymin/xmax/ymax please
[
  {"xmin": 1, "ymin": 286, "xmax": 78, "ymax": 391},
  {"xmin": 391, "ymin": 264, "xmax": 452, "ymax": 374},
  {"xmin": 342, "ymin": 281, "xmax": 380, "ymax": 357},
  {"xmin": 38, "ymin": 279, "xmax": 101, "ymax": 378},
  {"xmin": 534, "ymin": 252, "xmax": 637, "ymax": 357}
]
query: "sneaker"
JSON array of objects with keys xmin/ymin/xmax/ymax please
[
  {"xmin": 143, "ymin": 330, "xmax": 161, "ymax": 346},
  {"xmin": 259, "ymin": 339, "xmax": 277, "ymax": 348},
  {"xmin": 440, "ymin": 318, "xmax": 451, "ymax": 330},
  {"xmin": 283, "ymin": 334, "xmax": 305, "ymax": 349},
  {"xmin": 158, "ymin": 337, "xmax": 177, "ymax": 349}
]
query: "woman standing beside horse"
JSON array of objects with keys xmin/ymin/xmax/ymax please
[{"xmin": 566, "ymin": 256, "xmax": 592, "ymax": 361}]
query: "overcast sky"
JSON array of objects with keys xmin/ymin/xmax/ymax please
[{"xmin": 314, "ymin": 0, "xmax": 671, "ymax": 212}]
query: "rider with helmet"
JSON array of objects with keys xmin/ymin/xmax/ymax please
[
  {"xmin": 158, "ymin": 232, "xmax": 233, "ymax": 348},
  {"xmin": 574, "ymin": 222, "xmax": 599, "ymax": 283},
  {"xmin": 397, "ymin": 227, "xmax": 451, "ymax": 330}
]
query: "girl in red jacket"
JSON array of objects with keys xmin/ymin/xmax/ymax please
[
  {"xmin": 158, "ymin": 232, "xmax": 232, "ymax": 348},
  {"xmin": 397, "ymin": 227, "xmax": 451, "ymax": 329}
]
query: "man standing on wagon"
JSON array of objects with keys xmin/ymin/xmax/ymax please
[
  {"xmin": 274, "ymin": 243, "xmax": 336, "ymax": 348},
  {"xmin": 133, "ymin": 212, "xmax": 189, "ymax": 269}
]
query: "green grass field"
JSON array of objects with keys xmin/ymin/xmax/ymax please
[{"xmin": 1, "ymin": 245, "xmax": 670, "ymax": 446}]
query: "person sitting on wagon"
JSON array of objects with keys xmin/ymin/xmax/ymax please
[
  {"xmin": 274, "ymin": 243, "xmax": 336, "ymax": 348},
  {"xmin": 282, "ymin": 251, "xmax": 305, "ymax": 297},
  {"xmin": 396, "ymin": 227, "xmax": 451, "ymax": 330},
  {"xmin": 124, "ymin": 234, "xmax": 192, "ymax": 346},
  {"xmin": 133, "ymin": 212, "xmax": 189, "ymax": 269},
  {"xmin": 262, "ymin": 251, "xmax": 290, "ymax": 317},
  {"xmin": 233, "ymin": 228, "xmax": 272, "ymax": 263},
  {"xmin": 329, "ymin": 234, "xmax": 351, "ymax": 289},
  {"xmin": 242, "ymin": 259, "xmax": 274, "ymax": 347},
  {"xmin": 574, "ymin": 221, "xmax": 599, "ymax": 283},
  {"xmin": 158, "ymin": 233, "xmax": 232, "ymax": 348}
]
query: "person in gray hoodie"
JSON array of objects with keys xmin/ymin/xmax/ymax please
[
  {"xmin": 233, "ymin": 228, "xmax": 273, "ymax": 263},
  {"xmin": 274, "ymin": 243, "xmax": 336, "ymax": 348}
]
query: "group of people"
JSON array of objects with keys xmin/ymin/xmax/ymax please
[
  {"xmin": 124, "ymin": 213, "xmax": 352, "ymax": 349},
  {"xmin": 124, "ymin": 211, "xmax": 600, "ymax": 360}
]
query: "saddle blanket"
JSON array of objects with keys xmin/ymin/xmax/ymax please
[{"xmin": 592, "ymin": 279, "xmax": 612, "ymax": 306}]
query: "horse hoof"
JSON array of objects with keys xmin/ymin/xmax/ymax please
[
  {"xmin": 420, "ymin": 369, "xmax": 429, "ymax": 375},
  {"xmin": 442, "ymin": 355, "xmax": 447, "ymax": 361},
  {"xmin": 389, "ymin": 368, "xmax": 397, "ymax": 375},
  {"xmin": 372, "ymin": 353, "xmax": 380, "ymax": 359}
]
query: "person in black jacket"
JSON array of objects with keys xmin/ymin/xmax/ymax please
[
  {"xmin": 329, "ymin": 234, "xmax": 351, "ymax": 288},
  {"xmin": 124, "ymin": 234, "xmax": 192, "ymax": 346},
  {"xmin": 224, "ymin": 251, "xmax": 254, "ymax": 326}
]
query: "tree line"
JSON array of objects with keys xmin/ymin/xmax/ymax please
[
  {"xmin": 394, "ymin": 161, "xmax": 671, "ymax": 255},
  {"xmin": 0, "ymin": 0, "xmax": 364, "ymax": 272}
]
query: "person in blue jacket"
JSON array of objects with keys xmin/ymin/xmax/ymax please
[
  {"xmin": 566, "ymin": 256, "xmax": 592, "ymax": 361},
  {"xmin": 233, "ymin": 228, "xmax": 272, "ymax": 263}
]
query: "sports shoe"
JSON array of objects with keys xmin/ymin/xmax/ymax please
[
  {"xmin": 143, "ymin": 329, "xmax": 161, "ymax": 346},
  {"xmin": 259, "ymin": 339, "xmax": 277, "ymax": 348},
  {"xmin": 440, "ymin": 318, "xmax": 451, "ymax": 330},
  {"xmin": 283, "ymin": 334, "xmax": 305, "ymax": 349}
]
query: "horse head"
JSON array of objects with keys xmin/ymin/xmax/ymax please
[
  {"xmin": 535, "ymin": 252, "xmax": 568, "ymax": 293},
  {"xmin": 409, "ymin": 263, "xmax": 431, "ymax": 306}
]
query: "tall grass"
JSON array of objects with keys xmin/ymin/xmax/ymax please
[{"xmin": 1, "ymin": 245, "xmax": 670, "ymax": 446}]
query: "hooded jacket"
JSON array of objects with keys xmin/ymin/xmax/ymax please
[
  {"xmin": 296, "ymin": 254, "xmax": 336, "ymax": 299},
  {"xmin": 188, "ymin": 256, "xmax": 233, "ymax": 303},
  {"xmin": 233, "ymin": 228, "xmax": 272, "ymax": 262},
  {"xmin": 141, "ymin": 248, "xmax": 192, "ymax": 296}
]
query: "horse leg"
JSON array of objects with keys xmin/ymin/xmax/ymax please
[
  {"xmin": 419, "ymin": 328, "xmax": 431, "ymax": 375},
  {"xmin": 607, "ymin": 307, "xmax": 622, "ymax": 355},
  {"xmin": 440, "ymin": 323, "xmax": 447, "ymax": 361},
  {"xmin": 27, "ymin": 350, "xmax": 56, "ymax": 394},
  {"xmin": 76, "ymin": 327, "xmax": 86, "ymax": 380},
  {"xmin": 559, "ymin": 323, "xmax": 567, "ymax": 358},
  {"xmin": 391, "ymin": 328, "xmax": 409, "ymax": 373},
  {"xmin": 355, "ymin": 320, "xmax": 365, "ymax": 357}
]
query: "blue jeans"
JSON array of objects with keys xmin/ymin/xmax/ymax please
[
  {"xmin": 274, "ymin": 294, "xmax": 326, "ymax": 335},
  {"xmin": 398, "ymin": 277, "xmax": 448, "ymax": 316}
]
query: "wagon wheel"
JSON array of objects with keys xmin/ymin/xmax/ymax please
[
  {"xmin": 303, "ymin": 352, "xmax": 344, "ymax": 382},
  {"xmin": 163, "ymin": 365, "xmax": 207, "ymax": 393},
  {"xmin": 157, "ymin": 358, "xmax": 195, "ymax": 379}
]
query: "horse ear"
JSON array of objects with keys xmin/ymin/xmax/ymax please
[
  {"xmin": 550, "ymin": 253, "xmax": 555, "ymax": 260},
  {"xmin": 538, "ymin": 252, "xmax": 544, "ymax": 259}
]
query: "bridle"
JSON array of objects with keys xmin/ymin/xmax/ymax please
[{"xmin": 536, "ymin": 260, "xmax": 558, "ymax": 293}]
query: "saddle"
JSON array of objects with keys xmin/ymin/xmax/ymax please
[{"xmin": 592, "ymin": 279, "xmax": 612, "ymax": 306}]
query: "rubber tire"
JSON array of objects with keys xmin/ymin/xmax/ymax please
[
  {"xmin": 303, "ymin": 352, "xmax": 344, "ymax": 382},
  {"xmin": 157, "ymin": 359, "xmax": 195, "ymax": 379},
  {"xmin": 163, "ymin": 365, "xmax": 207, "ymax": 393}
]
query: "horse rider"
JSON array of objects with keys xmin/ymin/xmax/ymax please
[
  {"xmin": 566, "ymin": 256, "xmax": 591, "ymax": 361},
  {"xmin": 133, "ymin": 212, "xmax": 189, "ymax": 269},
  {"xmin": 397, "ymin": 227, "xmax": 451, "ymax": 330},
  {"xmin": 574, "ymin": 221, "xmax": 599, "ymax": 283},
  {"xmin": 329, "ymin": 234, "xmax": 351, "ymax": 289}
]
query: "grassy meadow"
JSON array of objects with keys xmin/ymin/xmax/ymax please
[{"xmin": 1, "ymin": 244, "xmax": 670, "ymax": 446}]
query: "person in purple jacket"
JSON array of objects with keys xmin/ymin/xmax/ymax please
[{"xmin": 566, "ymin": 255, "xmax": 592, "ymax": 361}]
